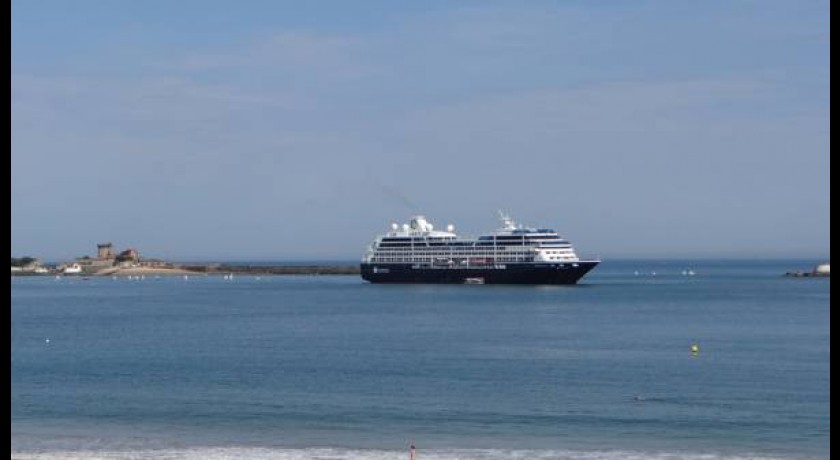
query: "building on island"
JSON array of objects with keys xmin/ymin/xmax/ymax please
[
  {"xmin": 10, "ymin": 257, "xmax": 50, "ymax": 274},
  {"xmin": 97, "ymin": 242, "xmax": 115, "ymax": 260},
  {"xmin": 117, "ymin": 248, "xmax": 139, "ymax": 262},
  {"xmin": 74, "ymin": 242, "xmax": 142, "ymax": 273}
]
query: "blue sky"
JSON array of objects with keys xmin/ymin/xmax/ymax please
[{"xmin": 12, "ymin": 1, "xmax": 830, "ymax": 260}]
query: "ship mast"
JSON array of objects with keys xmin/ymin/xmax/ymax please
[{"xmin": 498, "ymin": 210, "xmax": 517, "ymax": 230}]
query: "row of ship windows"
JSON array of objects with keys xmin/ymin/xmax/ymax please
[
  {"xmin": 381, "ymin": 238, "xmax": 451, "ymax": 242},
  {"xmin": 476, "ymin": 238, "xmax": 555, "ymax": 242},
  {"xmin": 376, "ymin": 246, "xmax": 536, "ymax": 254},
  {"xmin": 383, "ymin": 235, "xmax": 557, "ymax": 242},
  {"xmin": 371, "ymin": 258, "xmax": 532, "ymax": 263},
  {"xmin": 382, "ymin": 238, "xmax": 566, "ymax": 244},
  {"xmin": 376, "ymin": 247, "xmax": 535, "ymax": 251},
  {"xmin": 374, "ymin": 251, "xmax": 532, "ymax": 256},
  {"xmin": 376, "ymin": 245, "xmax": 569, "ymax": 251},
  {"xmin": 378, "ymin": 244, "xmax": 569, "ymax": 248}
]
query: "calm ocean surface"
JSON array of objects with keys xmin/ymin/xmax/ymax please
[{"xmin": 11, "ymin": 260, "xmax": 830, "ymax": 460}]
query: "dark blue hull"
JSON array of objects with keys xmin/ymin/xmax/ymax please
[{"xmin": 360, "ymin": 261, "xmax": 598, "ymax": 285}]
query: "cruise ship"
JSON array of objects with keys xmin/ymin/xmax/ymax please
[{"xmin": 360, "ymin": 213, "xmax": 599, "ymax": 284}]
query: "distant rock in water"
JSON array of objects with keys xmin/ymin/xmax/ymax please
[{"xmin": 785, "ymin": 262, "xmax": 830, "ymax": 278}]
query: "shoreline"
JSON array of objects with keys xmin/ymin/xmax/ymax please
[
  {"xmin": 179, "ymin": 264, "xmax": 360, "ymax": 276},
  {"xmin": 11, "ymin": 264, "xmax": 361, "ymax": 277}
]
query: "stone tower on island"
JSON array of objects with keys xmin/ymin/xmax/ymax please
[{"xmin": 97, "ymin": 242, "xmax": 115, "ymax": 260}]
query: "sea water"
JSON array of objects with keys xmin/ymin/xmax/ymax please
[{"xmin": 11, "ymin": 260, "xmax": 830, "ymax": 459}]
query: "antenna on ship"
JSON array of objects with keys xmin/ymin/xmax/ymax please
[{"xmin": 498, "ymin": 210, "xmax": 517, "ymax": 230}]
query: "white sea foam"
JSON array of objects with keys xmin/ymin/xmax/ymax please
[{"xmin": 8, "ymin": 447, "xmax": 800, "ymax": 460}]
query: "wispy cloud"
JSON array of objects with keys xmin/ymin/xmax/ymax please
[{"xmin": 173, "ymin": 31, "xmax": 376, "ymax": 82}]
